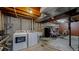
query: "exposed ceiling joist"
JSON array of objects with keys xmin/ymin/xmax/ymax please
[{"xmin": 0, "ymin": 7, "xmax": 41, "ymax": 20}]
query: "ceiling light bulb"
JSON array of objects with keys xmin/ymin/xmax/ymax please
[
  {"xmin": 29, "ymin": 10, "xmax": 32, "ymax": 13},
  {"xmin": 57, "ymin": 19, "xmax": 65, "ymax": 23},
  {"xmin": 27, "ymin": 8, "xmax": 32, "ymax": 14}
]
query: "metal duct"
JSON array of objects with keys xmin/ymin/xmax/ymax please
[{"xmin": 36, "ymin": 7, "xmax": 77, "ymax": 23}]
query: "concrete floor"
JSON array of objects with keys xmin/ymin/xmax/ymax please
[
  {"xmin": 17, "ymin": 36, "xmax": 79, "ymax": 51},
  {"xmin": 48, "ymin": 36, "xmax": 78, "ymax": 51},
  {"xmin": 48, "ymin": 37, "xmax": 73, "ymax": 51},
  {"xmin": 66, "ymin": 36, "xmax": 79, "ymax": 51},
  {"xmin": 20, "ymin": 43, "xmax": 60, "ymax": 51},
  {"xmin": 20, "ymin": 39, "xmax": 60, "ymax": 51}
]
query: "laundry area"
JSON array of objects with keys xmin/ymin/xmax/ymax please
[{"xmin": 0, "ymin": 7, "xmax": 79, "ymax": 51}]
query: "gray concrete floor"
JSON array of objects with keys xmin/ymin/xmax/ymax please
[
  {"xmin": 19, "ymin": 36, "xmax": 79, "ymax": 51},
  {"xmin": 20, "ymin": 39, "xmax": 60, "ymax": 51},
  {"xmin": 46, "ymin": 36, "xmax": 79, "ymax": 51},
  {"xmin": 60, "ymin": 36, "xmax": 79, "ymax": 51},
  {"xmin": 48, "ymin": 37, "xmax": 73, "ymax": 51}
]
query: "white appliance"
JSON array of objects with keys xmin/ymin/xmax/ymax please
[
  {"xmin": 13, "ymin": 31, "xmax": 27, "ymax": 51},
  {"xmin": 28, "ymin": 32, "xmax": 38, "ymax": 48},
  {"xmin": 13, "ymin": 31, "xmax": 38, "ymax": 51}
]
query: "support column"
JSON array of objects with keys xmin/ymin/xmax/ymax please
[
  {"xmin": 78, "ymin": 24, "xmax": 79, "ymax": 51},
  {"xmin": 31, "ymin": 18, "xmax": 34, "ymax": 31},
  {"xmin": 20, "ymin": 18, "xmax": 22, "ymax": 30},
  {"xmin": 68, "ymin": 16, "xmax": 71, "ymax": 46},
  {"xmin": 78, "ymin": 35, "xmax": 79, "ymax": 51}
]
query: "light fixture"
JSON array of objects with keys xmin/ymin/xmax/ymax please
[
  {"xmin": 57, "ymin": 19, "xmax": 67, "ymax": 23},
  {"xmin": 29, "ymin": 10, "xmax": 32, "ymax": 13},
  {"xmin": 57, "ymin": 20, "xmax": 65, "ymax": 23},
  {"xmin": 27, "ymin": 8, "xmax": 32, "ymax": 14}
]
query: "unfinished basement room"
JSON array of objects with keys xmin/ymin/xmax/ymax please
[{"xmin": 0, "ymin": 7, "xmax": 79, "ymax": 51}]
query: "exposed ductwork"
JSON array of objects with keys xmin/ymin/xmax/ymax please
[{"xmin": 36, "ymin": 7, "xmax": 77, "ymax": 23}]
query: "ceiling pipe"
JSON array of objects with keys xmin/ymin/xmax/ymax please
[{"xmin": 41, "ymin": 8, "xmax": 78, "ymax": 23}]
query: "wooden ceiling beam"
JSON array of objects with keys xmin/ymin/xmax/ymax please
[
  {"xmin": 4, "ymin": 7, "xmax": 38, "ymax": 18},
  {"xmin": 0, "ymin": 7, "xmax": 40, "ymax": 20},
  {"xmin": 1, "ymin": 9, "xmax": 36, "ymax": 20},
  {"xmin": 11, "ymin": 7, "xmax": 40, "ymax": 16}
]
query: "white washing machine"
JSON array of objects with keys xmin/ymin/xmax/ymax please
[
  {"xmin": 28, "ymin": 32, "xmax": 38, "ymax": 48},
  {"xmin": 13, "ymin": 31, "xmax": 27, "ymax": 51},
  {"xmin": 13, "ymin": 31, "xmax": 38, "ymax": 51}
]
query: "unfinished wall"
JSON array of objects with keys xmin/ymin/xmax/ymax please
[
  {"xmin": 5, "ymin": 16, "xmax": 32, "ymax": 34},
  {"xmin": 0, "ymin": 11, "xmax": 4, "ymax": 31},
  {"xmin": 22, "ymin": 18, "xmax": 31, "ymax": 31},
  {"xmin": 71, "ymin": 22, "xmax": 79, "ymax": 36},
  {"xmin": 34, "ymin": 23, "xmax": 41, "ymax": 32},
  {"xmin": 0, "ymin": 11, "xmax": 44, "ymax": 40},
  {"xmin": 0, "ymin": 11, "xmax": 2, "ymax": 31},
  {"xmin": 59, "ymin": 23, "xmax": 68, "ymax": 34},
  {"xmin": 59, "ymin": 22, "xmax": 79, "ymax": 36}
]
